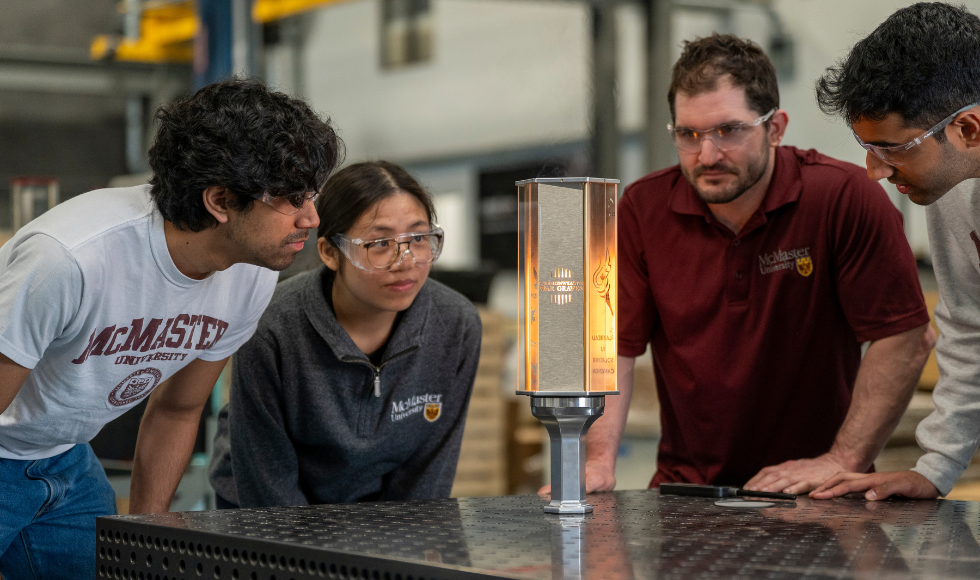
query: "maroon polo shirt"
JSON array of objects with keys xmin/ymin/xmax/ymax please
[{"xmin": 618, "ymin": 146, "xmax": 930, "ymax": 488}]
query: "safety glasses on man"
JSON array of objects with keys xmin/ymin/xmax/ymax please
[
  {"xmin": 333, "ymin": 227, "xmax": 444, "ymax": 271},
  {"xmin": 249, "ymin": 190, "xmax": 321, "ymax": 215},
  {"xmin": 667, "ymin": 108, "xmax": 775, "ymax": 152},
  {"xmin": 851, "ymin": 100, "xmax": 980, "ymax": 166}
]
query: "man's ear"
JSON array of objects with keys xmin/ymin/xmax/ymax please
[
  {"xmin": 202, "ymin": 186, "xmax": 234, "ymax": 224},
  {"xmin": 951, "ymin": 110, "xmax": 980, "ymax": 150},
  {"xmin": 767, "ymin": 109, "xmax": 789, "ymax": 148},
  {"xmin": 317, "ymin": 237, "xmax": 340, "ymax": 271}
]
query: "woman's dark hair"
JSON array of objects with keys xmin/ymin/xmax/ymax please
[
  {"xmin": 148, "ymin": 78, "xmax": 343, "ymax": 231},
  {"xmin": 668, "ymin": 33, "xmax": 779, "ymax": 122},
  {"xmin": 316, "ymin": 161, "xmax": 436, "ymax": 244},
  {"xmin": 816, "ymin": 2, "xmax": 980, "ymax": 137}
]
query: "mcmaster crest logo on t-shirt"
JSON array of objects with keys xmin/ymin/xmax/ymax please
[
  {"xmin": 69, "ymin": 314, "xmax": 231, "ymax": 408},
  {"xmin": 108, "ymin": 368, "xmax": 162, "ymax": 407}
]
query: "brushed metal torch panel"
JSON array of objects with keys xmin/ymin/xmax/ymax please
[{"xmin": 536, "ymin": 182, "xmax": 585, "ymax": 392}]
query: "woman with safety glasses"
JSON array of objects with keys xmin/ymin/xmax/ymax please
[{"xmin": 208, "ymin": 161, "xmax": 482, "ymax": 508}]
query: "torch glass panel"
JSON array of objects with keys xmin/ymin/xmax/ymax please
[
  {"xmin": 585, "ymin": 182, "xmax": 617, "ymax": 391},
  {"xmin": 518, "ymin": 182, "xmax": 539, "ymax": 391}
]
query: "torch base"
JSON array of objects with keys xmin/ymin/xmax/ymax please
[
  {"xmin": 543, "ymin": 502, "xmax": 594, "ymax": 515},
  {"xmin": 531, "ymin": 395, "xmax": 605, "ymax": 515}
]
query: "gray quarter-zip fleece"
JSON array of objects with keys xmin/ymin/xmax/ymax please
[{"xmin": 208, "ymin": 266, "xmax": 481, "ymax": 507}]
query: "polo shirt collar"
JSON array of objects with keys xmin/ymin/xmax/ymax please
[
  {"xmin": 669, "ymin": 146, "xmax": 803, "ymax": 219},
  {"xmin": 761, "ymin": 146, "xmax": 803, "ymax": 212}
]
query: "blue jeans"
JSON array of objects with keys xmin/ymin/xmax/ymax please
[{"xmin": 0, "ymin": 444, "xmax": 116, "ymax": 580}]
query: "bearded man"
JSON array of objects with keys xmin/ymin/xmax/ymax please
[{"xmin": 567, "ymin": 34, "xmax": 935, "ymax": 496}]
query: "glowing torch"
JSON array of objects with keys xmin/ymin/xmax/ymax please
[{"xmin": 517, "ymin": 177, "xmax": 618, "ymax": 514}]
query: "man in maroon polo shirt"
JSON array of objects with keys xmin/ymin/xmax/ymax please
[{"xmin": 584, "ymin": 34, "xmax": 936, "ymax": 495}]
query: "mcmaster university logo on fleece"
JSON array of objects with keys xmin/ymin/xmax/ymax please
[
  {"xmin": 758, "ymin": 247, "xmax": 813, "ymax": 277},
  {"xmin": 391, "ymin": 393, "xmax": 443, "ymax": 422}
]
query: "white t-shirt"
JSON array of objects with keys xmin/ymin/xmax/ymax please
[{"xmin": 0, "ymin": 185, "xmax": 277, "ymax": 460}]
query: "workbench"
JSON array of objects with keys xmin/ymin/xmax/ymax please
[{"xmin": 96, "ymin": 489, "xmax": 980, "ymax": 579}]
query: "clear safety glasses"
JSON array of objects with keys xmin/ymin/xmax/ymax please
[
  {"xmin": 667, "ymin": 108, "xmax": 776, "ymax": 152},
  {"xmin": 852, "ymin": 100, "xmax": 980, "ymax": 166},
  {"xmin": 249, "ymin": 190, "xmax": 320, "ymax": 216},
  {"xmin": 333, "ymin": 227, "xmax": 444, "ymax": 271}
]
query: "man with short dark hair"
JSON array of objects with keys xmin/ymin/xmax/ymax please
[
  {"xmin": 812, "ymin": 2, "xmax": 980, "ymax": 502},
  {"xmin": 568, "ymin": 34, "xmax": 935, "ymax": 496},
  {"xmin": 0, "ymin": 78, "xmax": 341, "ymax": 579}
]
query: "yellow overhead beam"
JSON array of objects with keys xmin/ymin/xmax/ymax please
[
  {"xmin": 90, "ymin": 35, "xmax": 195, "ymax": 63},
  {"xmin": 92, "ymin": 0, "xmax": 355, "ymax": 63},
  {"xmin": 252, "ymin": 0, "xmax": 354, "ymax": 24},
  {"xmin": 92, "ymin": 1, "xmax": 197, "ymax": 63}
]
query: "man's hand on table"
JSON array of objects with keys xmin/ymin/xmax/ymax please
[
  {"xmin": 744, "ymin": 453, "xmax": 852, "ymax": 495},
  {"xmin": 809, "ymin": 470, "xmax": 940, "ymax": 501},
  {"xmin": 538, "ymin": 460, "xmax": 617, "ymax": 496}
]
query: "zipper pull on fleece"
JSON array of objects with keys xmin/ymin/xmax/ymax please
[{"xmin": 373, "ymin": 369, "xmax": 381, "ymax": 398}]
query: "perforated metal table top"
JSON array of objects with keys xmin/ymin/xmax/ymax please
[{"xmin": 97, "ymin": 489, "xmax": 980, "ymax": 579}]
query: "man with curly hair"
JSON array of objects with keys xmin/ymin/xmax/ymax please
[
  {"xmin": 811, "ymin": 2, "xmax": 980, "ymax": 502},
  {"xmin": 0, "ymin": 78, "xmax": 341, "ymax": 578}
]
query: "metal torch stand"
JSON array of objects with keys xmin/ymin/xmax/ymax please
[{"xmin": 531, "ymin": 395, "xmax": 605, "ymax": 514}]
